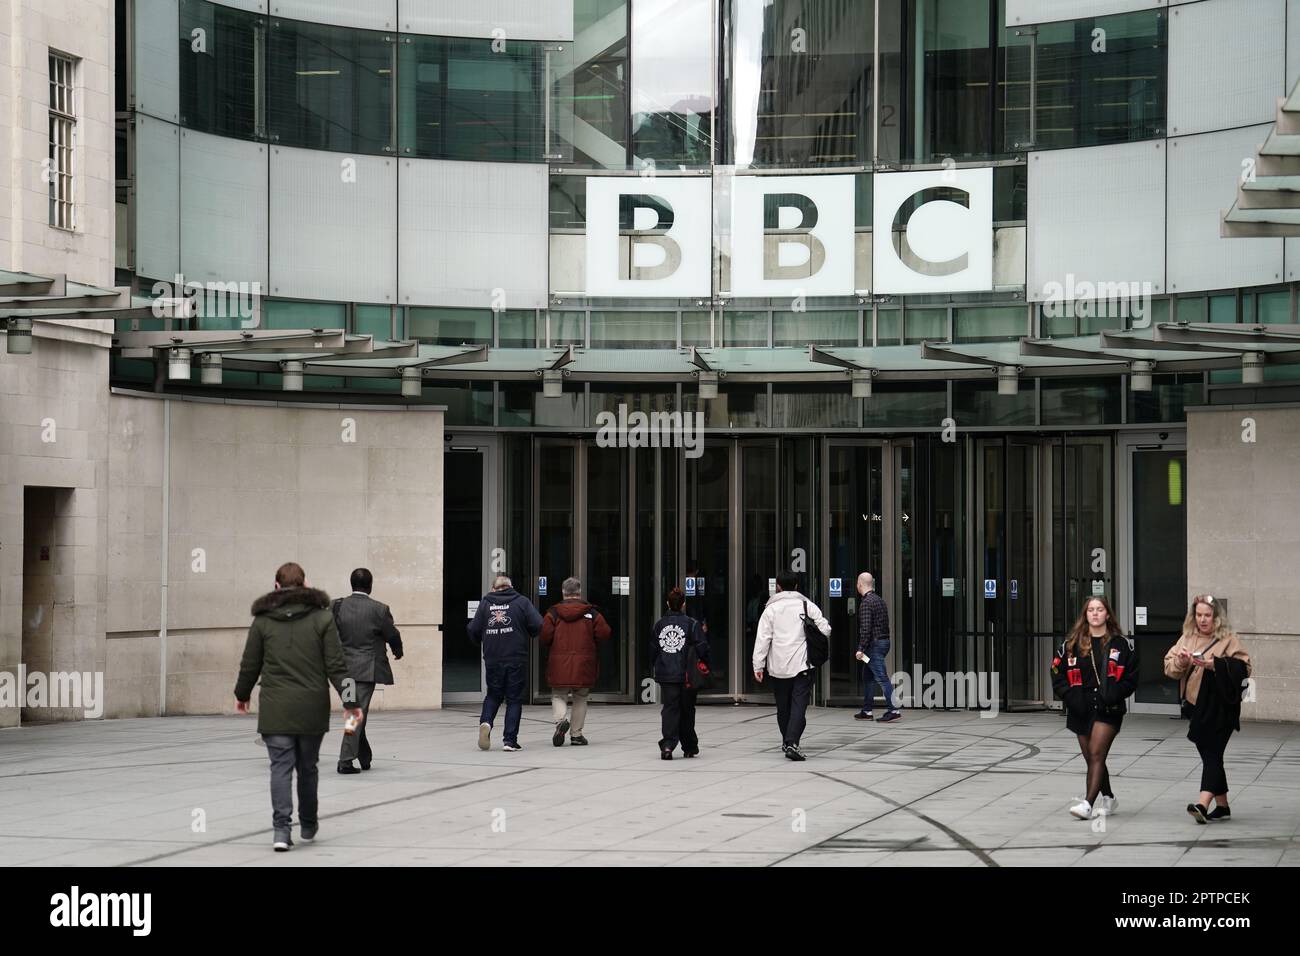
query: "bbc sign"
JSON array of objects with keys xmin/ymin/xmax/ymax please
[{"xmin": 585, "ymin": 169, "xmax": 994, "ymax": 298}]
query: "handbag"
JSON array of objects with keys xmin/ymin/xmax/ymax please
[
  {"xmin": 1179, "ymin": 637, "xmax": 1220, "ymax": 720},
  {"xmin": 801, "ymin": 601, "xmax": 830, "ymax": 669},
  {"xmin": 683, "ymin": 639, "xmax": 712, "ymax": 691}
]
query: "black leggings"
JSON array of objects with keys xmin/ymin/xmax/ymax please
[
  {"xmin": 1077, "ymin": 721, "xmax": 1119, "ymax": 805},
  {"xmin": 1194, "ymin": 731, "xmax": 1232, "ymax": 796}
]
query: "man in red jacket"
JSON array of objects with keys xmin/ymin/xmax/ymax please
[{"xmin": 541, "ymin": 577, "xmax": 612, "ymax": 747}]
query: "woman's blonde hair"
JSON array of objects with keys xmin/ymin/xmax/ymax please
[
  {"xmin": 1066, "ymin": 595, "xmax": 1122, "ymax": 657},
  {"xmin": 1181, "ymin": 594, "xmax": 1235, "ymax": 646}
]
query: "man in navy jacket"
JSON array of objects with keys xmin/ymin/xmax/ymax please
[{"xmin": 469, "ymin": 575, "xmax": 543, "ymax": 751}]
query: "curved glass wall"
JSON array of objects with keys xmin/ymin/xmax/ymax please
[{"xmin": 266, "ymin": 18, "xmax": 393, "ymax": 154}]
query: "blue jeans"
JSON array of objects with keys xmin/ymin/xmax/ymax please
[
  {"xmin": 481, "ymin": 660, "xmax": 527, "ymax": 744},
  {"xmin": 860, "ymin": 641, "xmax": 897, "ymax": 713}
]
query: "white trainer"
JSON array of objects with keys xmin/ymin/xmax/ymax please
[
  {"xmin": 1069, "ymin": 800, "xmax": 1093, "ymax": 820},
  {"xmin": 1096, "ymin": 795, "xmax": 1118, "ymax": 816}
]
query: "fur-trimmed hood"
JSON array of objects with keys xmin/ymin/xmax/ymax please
[{"xmin": 251, "ymin": 586, "xmax": 331, "ymax": 620}]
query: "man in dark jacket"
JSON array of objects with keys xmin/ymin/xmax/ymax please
[
  {"xmin": 469, "ymin": 574, "xmax": 543, "ymax": 751},
  {"xmin": 333, "ymin": 567, "xmax": 403, "ymax": 774},
  {"xmin": 541, "ymin": 577, "xmax": 612, "ymax": 747},
  {"xmin": 651, "ymin": 586, "xmax": 709, "ymax": 759},
  {"xmin": 855, "ymin": 572, "xmax": 901, "ymax": 723},
  {"xmin": 235, "ymin": 562, "xmax": 362, "ymax": 852}
]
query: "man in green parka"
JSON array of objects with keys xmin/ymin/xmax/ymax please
[{"xmin": 235, "ymin": 561, "xmax": 362, "ymax": 851}]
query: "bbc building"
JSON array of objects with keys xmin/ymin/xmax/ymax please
[{"xmin": 2, "ymin": 0, "xmax": 1299, "ymax": 727}]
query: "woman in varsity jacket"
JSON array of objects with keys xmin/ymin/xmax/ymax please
[{"xmin": 1051, "ymin": 595, "xmax": 1140, "ymax": 822}]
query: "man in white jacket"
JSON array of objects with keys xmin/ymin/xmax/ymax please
[{"xmin": 753, "ymin": 571, "xmax": 831, "ymax": 761}]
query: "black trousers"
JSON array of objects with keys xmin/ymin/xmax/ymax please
[
  {"xmin": 1194, "ymin": 730, "xmax": 1232, "ymax": 795},
  {"xmin": 659, "ymin": 682, "xmax": 698, "ymax": 754},
  {"xmin": 338, "ymin": 680, "xmax": 375, "ymax": 766},
  {"xmin": 771, "ymin": 670, "xmax": 814, "ymax": 748}
]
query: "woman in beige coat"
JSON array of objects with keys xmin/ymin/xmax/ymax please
[{"xmin": 1163, "ymin": 595, "xmax": 1252, "ymax": 824}]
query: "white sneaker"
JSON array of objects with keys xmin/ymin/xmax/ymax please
[
  {"xmin": 1096, "ymin": 795, "xmax": 1118, "ymax": 816},
  {"xmin": 1068, "ymin": 800, "xmax": 1093, "ymax": 820},
  {"xmin": 477, "ymin": 722, "xmax": 491, "ymax": 751}
]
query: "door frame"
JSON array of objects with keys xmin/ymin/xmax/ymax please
[
  {"xmin": 819, "ymin": 437, "xmax": 894, "ymax": 707},
  {"xmin": 443, "ymin": 434, "xmax": 500, "ymax": 703},
  {"xmin": 1117, "ymin": 430, "xmax": 1186, "ymax": 715}
]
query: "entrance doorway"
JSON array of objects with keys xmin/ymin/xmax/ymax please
[
  {"xmin": 1119, "ymin": 433, "xmax": 1187, "ymax": 715},
  {"xmin": 442, "ymin": 439, "xmax": 498, "ymax": 702}
]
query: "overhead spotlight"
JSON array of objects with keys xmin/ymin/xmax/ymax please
[
  {"xmin": 1130, "ymin": 360, "xmax": 1154, "ymax": 392},
  {"xmin": 997, "ymin": 367, "xmax": 1019, "ymax": 396},
  {"xmin": 281, "ymin": 359, "xmax": 304, "ymax": 392},
  {"xmin": 167, "ymin": 347, "xmax": 192, "ymax": 381},
  {"xmin": 5, "ymin": 317, "xmax": 33, "ymax": 355},
  {"xmin": 698, "ymin": 371, "xmax": 719, "ymax": 400},
  {"xmin": 542, "ymin": 368, "xmax": 564, "ymax": 398},
  {"xmin": 1242, "ymin": 352, "xmax": 1265, "ymax": 385},
  {"xmin": 401, "ymin": 366, "xmax": 422, "ymax": 398},
  {"xmin": 851, "ymin": 370, "xmax": 873, "ymax": 399},
  {"xmin": 199, "ymin": 352, "xmax": 222, "ymax": 385}
]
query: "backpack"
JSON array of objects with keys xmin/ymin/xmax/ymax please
[{"xmin": 801, "ymin": 600, "xmax": 830, "ymax": 669}]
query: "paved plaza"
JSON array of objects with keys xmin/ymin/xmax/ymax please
[{"xmin": 2, "ymin": 705, "xmax": 1298, "ymax": 867}]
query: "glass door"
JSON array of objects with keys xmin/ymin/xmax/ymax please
[
  {"xmin": 823, "ymin": 441, "xmax": 885, "ymax": 705},
  {"xmin": 585, "ymin": 442, "xmax": 633, "ymax": 699},
  {"xmin": 740, "ymin": 440, "xmax": 779, "ymax": 697},
  {"xmin": 684, "ymin": 443, "xmax": 731, "ymax": 697},
  {"xmin": 533, "ymin": 440, "xmax": 576, "ymax": 702},
  {"xmin": 1122, "ymin": 435, "xmax": 1187, "ymax": 714},
  {"xmin": 1052, "ymin": 437, "xmax": 1114, "ymax": 634},
  {"xmin": 443, "ymin": 439, "xmax": 498, "ymax": 701}
]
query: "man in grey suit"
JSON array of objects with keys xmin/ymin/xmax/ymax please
[{"xmin": 334, "ymin": 568, "xmax": 403, "ymax": 774}]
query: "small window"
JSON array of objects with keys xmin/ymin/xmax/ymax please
[{"xmin": 49, "ymin": 51, "xmax": 77, "ymax": 230}]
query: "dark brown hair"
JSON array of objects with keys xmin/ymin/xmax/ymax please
[
  {"xmin": 1065, "ymin": 595, "xmax": 1121, "ymax": 656},
  {"xmin": 666, "ymin": 586, "xmax": 686, "ymax": 612},
  {"xmin": 275, "ymin": 562, "xmax": 305, "ymax": 589}
]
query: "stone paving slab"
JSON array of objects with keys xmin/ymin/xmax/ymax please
[{"xmin": 1, "ymin": 705, "xmax": 1297, "ymax": 867}]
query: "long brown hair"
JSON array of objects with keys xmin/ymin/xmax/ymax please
[{"xmin": 1066, "ymin": 596, "xmax": 1121, "ymax": 656}]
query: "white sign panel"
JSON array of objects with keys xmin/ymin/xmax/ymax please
[
  {"xmin": 1135, "ymin": 606, "xmax": 1148, "ymax": 626},
  {"xmin": 1091, "ymin": 579, "xmax": 1106, "ymax": 597},
  {"xmin": 873, "ymin": 167, "xmax": 994, "ymax": 295},
  {"xmin": 768, "ymin": 577, "xmax": 777, "ymax": 597},
  {"xmin": 585, "ymin": 177, "xmax": 711, "ymax": 297},
  {"xmin": 620, "ymin": 576, "xmax": 630, "ymax": 595},
  {"xmin": 467, "ymin": 600, "xmax": 479, "ymax": 619},
  {"xmin": 729, "ymin": 174, "xmax": 855, "ymax": 297},
  {"xmin": 942, "ymin": 578, "xmax": 955, "ymax": 597}
]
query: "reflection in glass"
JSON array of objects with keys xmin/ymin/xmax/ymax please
[
  {"xmin": 726, "ymin": 0, "xmax": 874, "ymax": 168},
  {"xmin": 723, "ymin": 310, "xmax": 768, "ymax": 347},
  {"xmin": 180, "ymin": 0, "xmax": 258, "ymax": 139},
  {"xmin": 586, "ymin": 445, "xmax": 629, "ymax": 694},
  {"xmin": 741, "ymin": 443, "xmax": 778, "ymax": 696},
  {"xmin": 631, "ymin": 0, "xmax": 713, "ymax": 164},
  {"xmin": 771, "ymin": 387, "xmax": 858, "ymax": 428},
  {"xmin": 408, "ymin": 307, "xmax": 492, "ymax": 345},
  {"xmin": 557, "ymin": 0, "xmax": 629, "ymax": 167},
  {"xmin": 589, "ymin": 311, "xmax": 676, "ymax": 348},
  {"xmin": 1019, "ymin": 10, "xmax": 1167, "ymax": 151},
  {"xmin": 827, "ymin": 445, "xmax": 884, "ymax": 701},
  {"xmin": 773, "ymin": 310, "xmax": 858, "ymax": 347},
  {"xmin": 398, "ymin": 36, "xmax": 546, "ymax": 162},
  {"xmin": 266, "ymin": 19, "xmax": 392, "ymax": 154}
]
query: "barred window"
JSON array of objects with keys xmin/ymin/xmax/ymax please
[{"xmin": 49, "ymin": 51, "xmax": 76, "ymax": 230}]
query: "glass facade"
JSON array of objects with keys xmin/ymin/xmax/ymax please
[{"xmin": 266, "ymin": 19, "xmax": 393, "ymax": 154}]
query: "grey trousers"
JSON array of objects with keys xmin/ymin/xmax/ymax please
[
  {"xmin": 264, "ymin": 732, "xmax": 325, "ymax": 835},
  {"xmin": 338, "ymin": 680, "xmax": 376, "ymax": 765}
]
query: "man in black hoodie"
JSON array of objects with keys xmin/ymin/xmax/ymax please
[{"xmin": 468, "ymin": 574, "xmax": 543, "ymax": 751}]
